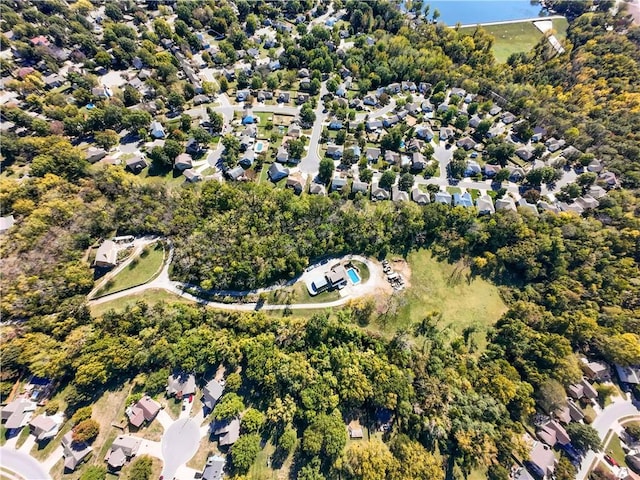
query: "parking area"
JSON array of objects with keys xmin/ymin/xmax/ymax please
[{"xmin": 382, "ymin": 260, "xmax": 405, "ymax": 290}]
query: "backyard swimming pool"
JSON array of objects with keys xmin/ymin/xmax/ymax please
[
  {"xmin": 347, "ymin": 268, "xmax": 361, "ymax": 285},
  {"xmin": 255, "ymin": 141, "xmax": 264, "ymax": 153}
]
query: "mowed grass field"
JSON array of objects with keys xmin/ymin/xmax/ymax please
[
  {"xmin": 459, "ymin": 17, "xmax": 568, "ymax": 63},
  {"xmin": 97, "ymin": 242, "xmax": 165, "ymax": 296},
  {"xmin": 388, "ymin": 250, "xmax": 507, "ymax": 347}
]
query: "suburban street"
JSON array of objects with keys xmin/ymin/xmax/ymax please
[
  {"xmin": 0, "ymin": 447, "xmax": 51, "ymax": 480},
  {"xmin": 577, "ymin": 399, "xmax": 640, "ymax": 479},
  {"xmin": 299, "ymin": 80, "xmax": 329, "ymax": 176}
]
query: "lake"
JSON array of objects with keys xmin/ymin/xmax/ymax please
[{"xmin": 420, "ymin": 1, "xmax": 548, "ymax": 25}]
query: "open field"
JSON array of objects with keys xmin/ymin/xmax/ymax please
[
  {"xmin": 459, "ymin": 17, "xmax": 568, "ymax": 63},
  {"xmin": 96, "ymin": 242, "xmax": 165, "ymax": 296},
  {"xmin": 377, "ymin": 250, "xmax": 507, "ymax": 348}
]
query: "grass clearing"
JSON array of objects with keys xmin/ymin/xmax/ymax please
[
  {"xmin": 89, "ymin": 288, "xmax": 194, "ymax": 317},
  {"xmin": 268, "ymin": 282, "xmax": 341, "ymax": 305},
  {"xmin": 379, "ymin": 250, "xmax": 507, "ymax": 348},
  {"xmin": 459, "ymin": 19, "xmax": 568, "ymax": 63},
  {"xmin": 96, "ymin": 242, "xmax": 165, "ymax": 297}
]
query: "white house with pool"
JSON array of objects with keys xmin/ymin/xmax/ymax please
[{"xmin": 305, "ymin": 262, "xmax": 362, "ymax": 296}]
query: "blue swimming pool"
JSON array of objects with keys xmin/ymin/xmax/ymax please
[
  {"xmin": 347, "ymin": 268, "xmax": 361, "ymax": 284},
  {"xmin": 255, "ymin": 141, "xmax": 264, "ymax": 152}
]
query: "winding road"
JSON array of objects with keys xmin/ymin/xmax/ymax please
[{"xmin": 0, "ymin": 447, "xmax": 51, "ymax": 480}]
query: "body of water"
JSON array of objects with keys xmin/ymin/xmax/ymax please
[{"xmin": 419, "ymin": 1, "xmax": 547, "ymax": 25}]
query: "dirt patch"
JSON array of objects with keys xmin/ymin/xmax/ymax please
[
  {"xmin": 273, "ymin": 114, "xmax": 294, "ymax": 126},
  {"xmin": 391, "ymin": 259, "xmax": 412, "ymax": 288}
]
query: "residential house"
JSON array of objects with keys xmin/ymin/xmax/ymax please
[
  {"xmin": 150, "ymin": 121, "xmax": 165, "ymax": 139},
  {"xmin": 193, "ymin": 94, "xmax": 210, "ymax": 106},
  {"xmin": 236, "ymin": 90, "xmax": 250, "ymax": 102},
  {"xmin": 509, "ymin": 167, "xmax": 526, "ymax": 182},
  {"xmin": 257, "ymin": 90, "xmax": 273, "ymax": 102},
  {"xmin": 202, "ymin": 455, "xmax": 226, "ymax": 480},
  {"xmin": 366, "ymin": 119, "xmax": 382, "ymax": 132},
  {"xmin": 450, "ymin": 87, "xmax": 466, "ymax": 97},
  {"xmin": 350, "ymin": 98, "xmax": 363, "ymax": 110},
  {"xmin": 30, "ymin": 35, "xmax": 50, "ymax": 47},
  {"xmin": 516, "ymin": 147, "xmax": 534, "ymax": 161},
  {"xmin": 331, "ymin": 177, "xmax": 348, "ymax": 192},
  {"xmin": 62, "ymin": 431, "xmax": 92, "ymax": 471},
  {"xmin": 531, "ymin": 126, "xmax": 548, "ymax": 142},
  {"xmin": 297, "ymin": 93, "xmax": 310, "ymax": 104},
  {"xmin": 599, "ymin": 171, "xmax": 618, "ymax": 188},
  {"xmin": 278, "ymin": 91, "xmax": 290, "ymax": 103},
  {"xmin": 105, "ymin": 435, "xmax": 141, "ymax": 471},
  {"xmin": 43, "ymin": 73, "xmax": 64, "ymax": 89},
  {"xmin": 288, "ymin": 125, "xmax": 301, "ymax": 138},
  {"xmin": 0, "ymin": 215, "xmax": 15, "ymax": 234},
  {"xmin": 453, "ymin": 192, "xmax": 473, "ymax": 208},
  {"xmin": 239, "ymin": 136, "xmax": 254, "ymax": 151},
  {"xmin": 335, "ymin": 97, "xmax": 348, "ymax": 108},
  {"xmin": 1, "ymin": 399, "xmax": 36, "ymax": 431},
  {"xmin": 298, "ymin": 68, "xmax": 310, "ymax": 78},
  {"xmin": 167, "ymin": 373, "xmax": 196, "ymax": 398},
  {"xmin": 92, "ymin": 86, "xmax": 111, "ymax": 98},
  {"xmin": 365, "ymin": 147, "xmax": 381, "ymax": 163},
  {"xmin": 439, "ymin": 127, "xmax": 454, "ymax": 141},
  {"xmin": 407, "ymin": 138, "xmax": 424, "ymax": 152},
  {"xmin": 246, "ymin": 48, "xmax": 259, "ymax": 59},
  {"xmin": 401, "ymin": 81, "xmax": 417, "ymax": 92},
  {"xmin": 411, "ymin": 152, "xmax": 427, "ymax": 171},
  {"xmin": 309, "ymin": 183, "xmax": 326, "ymax": 195},
  {"xmin": 415, "ymin": 125, "xmax": 434, "ymax": 141},
  {"xmin": 464, "ymin": 93, "xmax": 476, "ymax": 104},
  {"xmin": 383, "ymin": 115, "xmax": 400, "ymax": 128},
  {"xmin": 465, "ymin": 160, "xmax": 481, "ymax": 176},
  {"xmin": 183, "ymin": 169, "xmax": 202, "ymax": 183},
  {"xmin": 545, "ymin": 137, "xmax": 565, "ymax": 152},
  {"xmin": 269, "ymin": 60, "xmax": 281, "ymax": 71},
  {"xmin": 348, "ymin": 426, "xmax": 364, "ymax": 439},
  {"xmin": 326, "ymin": 145, "xmax": 343, "ymax": 159},
  {"xmin": 538, "ymin": 201, "xmax": 561, "ymax": 214},
  {"xmin": 268, "ymin": 163, "xmax": 289, "ymax": 182},
  {"xmin": 363, "ymin": 95, "xmax": 377, "ymax": 106},
  {"xmin": 186, "ymin": 138, "xmax": 201, "ymax": 155},
  {"xmin": 328, "ymin": 265, "xmax": 348, "ymax": 289},
  {"xmin": 202, "ymin": 379, "xmax": 225, "ymax": 413},
  {"xmin": 575, "ymin": 196, "xmax": 599, "ymax": 210},
  {"xmin": 387, "ymin": 83, "xmax": 401, "ymax": 94},
  {"xmin": 525, "ymin": 442, "xmax": 556, "ymax": 479},
  {"xmin": 489, "ymin": 105, "xmax": 502, "ymax": 116},
  {"xmin": 29, "ymin": 415, "xmax": 59, "ymax": 442},
  {"xmin": 616, "ymin": 365, "xmax": 640, "ymax": 385},
  {"xmin": 501, "ymin": 112, "xmax": 517, "ymax": 124},
  {"xmin": 476, "ymin": 195, "xmax": 495, "ymax": 215},
  {"xmin": 587, "ymin": 159, "xmax": 603, "ymax": 173},
  {"xmin": 392, "ymin": 187, "xmax": 409, "ymax": 203},
  {"xmin": 581, "ymin": 359, "xmax": 610, "ymax": 381},
  {"xmin": 557, "ymin": 201, "xmax": 584, "ymax": 214},
  {"xmin": 384, "ymin": 151, "xmax": 400, "ymax": 165},
  {"xmin": 94, "ymin": 240, "xmax": 118, "ymax": 269},
  {"xmin": 174, "ymin": 153, "xmax": 193, "ymax": 171},
  {"xmin": 213, "ymin": 418, "xmax": 240, "ymax": 446},
  {"xmin": 437, "ymin": 103, "xmax": 450, "ymax": 114},
  {"xmin": 537, "ymin": 420, "xmax": 571, "ymax": 447},
  {"xmin": 409, "ymin": 187, "xmax": 429, "ymax": 205},
  {"xmin": 518, "ymin": 199, "xmax": 539, "ymax": 216},
  {"xmin": 405, "ymin": 103, "xmax": 420, "ymax": 115},
  {"xmin": 286, "ymin": 175, "xmax": 304, "ymax": 195},
  {"xmin": 434, "ymin": 191, "xmax": 452, "ymax": 205},
  {"xmin": 568, "ymin": 401, "xmax": 585, "ymax": 422},
  {"xmin": 421, "ymin": 100, "xmax": 434, "ymax": 112},
  {"xmin": 352, "ymin": 181, "xmax": 369, "ymax": 195},
  {"xmin": 276, "ymin": 147, "xmax": 289, "ymax": 164},
  {"xmin": 126, "ymin": 395, "xmax": 161, "ymax": 428},
  {"xmin": 226, "ymin": 165, "xmax": 245, "ymax": 181},
  {"xmin": 495, "ymin": 197, "xmax": 517, "ymax": 212},
  {"xmin": 86, "ymin": 147, "xmax": 107, "ymax": 163},
  {"xmin": 371, "ymin": 183, "xmax": 390, "ymax": 201},
  {"xmin": 419, "ymin": 82, "xmax": 432, "ymax": 94},
  {"xmin": 239, "ymin": 149, "xmax": 255, "ymax": 168},
  {"xmin": 469, "ymin": 115, "xmax": 482, "ymax": 129},
  {"xmin": 457, "ymin": 137, "xmax": 477, "ymax": 151}
]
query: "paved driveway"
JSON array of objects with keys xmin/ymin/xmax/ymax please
[
  {"xmin": 0, "ymin": 447, "xmax": 51, "ymax": 480},
  {"xmin": 160, "ymin": 418, "xmax": 200, "ymax": 480}
]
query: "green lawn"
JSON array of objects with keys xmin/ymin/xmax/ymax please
[
  {"xmin": 96, "ymin": 243, "xmax": 165, "ymax": 296},
  {"xmin": 459, "ymin": 18, "xmax": 568, "ymax": 63},
  {"xmin": 605, "ymin": 434, "xmax": 628, "ymax": 467},
  {"xmin": 89, "ymin": 288, "xmax": 194, "ymax": 317},
  {"xmin": 268, "ymin": 281, "xmax": 341, "ymax": 305},
  {"xmin": 386, "ymin": 250, "xmax": 507, "ymax": 348}
]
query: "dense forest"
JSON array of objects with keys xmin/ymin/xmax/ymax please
[{"xmin": 1, "ymin": 0, "xmax": 640, "ymax": 479}]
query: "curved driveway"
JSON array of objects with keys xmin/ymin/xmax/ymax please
[
  {"xmin": 0, "ymin": 447, "xmax": 51, "ymax": 480},
  {"xmin": 89, "ymin": 254, "xmax": 384, "ymax": 311},
  {"xmin": 160, "ymin": 418, "xmax": 200, "ymax": 480}
]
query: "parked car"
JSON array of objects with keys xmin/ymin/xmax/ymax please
[{"xmin": 604, "ymin": 454, "xmax": 619, "ymax": 467}]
